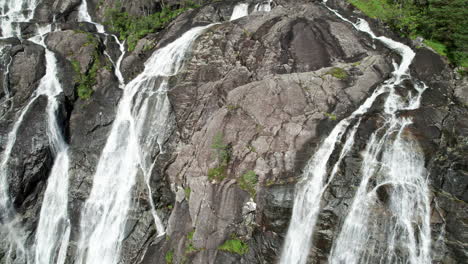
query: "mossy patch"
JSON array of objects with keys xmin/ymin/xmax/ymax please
[
  {"xmin": 326, "ymin": 67, "xmax": 348, "ymax": 80},
  {"xmin": 184, "ymin": 187, "xmax": 191, "ymax": 199},
  {"xmin": 218, "ymin": 239, "xmax": 249, "ymax": 255}
]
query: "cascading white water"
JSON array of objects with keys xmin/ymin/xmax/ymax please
[
  {"xmin": 329, "ymin": 119, "xmax": 431, "ymax": 264},
  {"xmin": 0, "ymin": 0, "xmax": 38, "ymax": 38},
  {"xmin": 280, "ymin": 3, "xmax": 431, "ymax": 264},
  {"xmin": 254, "ymin": 0, "xmax": 272, "ymax": 12},
  {"xmin": 75, "ymin": 24, "xmax": 213, "ymax": 264},
  {"xmin": 0, "ymin": 95, "xmax": 36, "ymax": 264},
  {"xmin": 28, "ymin": 25, "xmax": 72, "ymax": 264},
  {"xmin": 0, "ymin": 46, "xmax": 12, "ymax": 99},
  {"xmin": 0, "ymin": 1, "xmax": 41, "ymax": 263},
  {"xmin": 230, "ymin": 3, "xmax": 249, "ymax": 21}
]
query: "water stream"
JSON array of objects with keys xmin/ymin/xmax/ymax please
[
  {"xmin": 74, "ymin": 24, "xmax": 214, "ymax": 264},
  {"xmin": 29, "ymin": 25, "xmax": 71, "ymax": 264},
  {"xmin": 280, "ymin": 2, "xmax": 431, "ymax": 264},
  {"xmin": 230, "ymin": 3, "xmax": 249, "ymax": 21}
]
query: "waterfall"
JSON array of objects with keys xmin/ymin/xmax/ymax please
[
  {"xmin": 0, "ymin": 1, "xmax": 41, "ymax": 263},
  {"xmin": 280, "ymin": 3, "xmax": 431, "ymax": 264},
  {"xmin": 0, "ymin": 1, "xmax": 73, "ymax": 263},
  {"xmin": 0, "ymin": 0, "xmax": 38, "ymax": 38},
  {"xmin": 230, "ymin": 3, "xmax": 249, "ymax": 21},
  {"xmin": 254, "ymin": 0, "xmax": 272, "ymax": 12},
  {"xmin": 0, "ymin": 92, "xmax": 36, "ymax": 264},
  {"xmin": 75, "ymin": 24, "xmax": 213, "ymax": 264},
  {"xmin": 1, "ymin": 45, "xmax": 12, "ymax": 99},
  {"xmin": 28, "ymin": 25, "xmax": 72, "ymax": 264}
]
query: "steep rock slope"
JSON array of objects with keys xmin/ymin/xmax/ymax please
[{"xmin": 0, "ymin": 0, "xmax": 466, "ymax": 263}]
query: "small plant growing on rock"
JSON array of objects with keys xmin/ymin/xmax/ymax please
[
  {"xmin": 218, "ymin": 238, "xmax": 249, "ymax": 255},
  {"xmin": 185, "ymin": 230, "xmax": 198, "ymax": 254},
  {"xmin": 165, "ymin": 250, "xmax": 174, "ymax": 264},
  {"xmin": 208, "ymin": 166, "xmax": 226, "ymax": 181},
  {"xmin": 207, "ymin": 133, "xmax": 231, "ymax": 181},
  {"xmin": 326, "ymin": 67, "xmax": 348, "ymax": 80},
  {"xmin": 71, "ymin": 51, "xmax": 100, "ymax": 100},
  {"xmin": 324, "ymin": 112, "xmax": 337, "ymax": 121},
  {"xmin": 184, "ymin": 187, "xmax": 191, "ymax": 199},
  {"xmin": 238, "ymin": 170, "xmax": 258, "ymax": 197}
]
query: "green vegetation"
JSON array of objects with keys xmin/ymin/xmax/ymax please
[
  {"xmin": 185, "ymin": 230, "xmax": 198, "ymax": 254},
  {"xmin": 71, "ymin": 56, "xmax": 99, "ymax": 100},
  {"xmin": 423, "ymin": 39, "xmax": 448, "ymax": 57},
  {"xmin": 104, "ymin": 1, "xmax": 201, "ymax": 51},
  {"xmin": 70, "ymin": 33, "xmax": 103, "ymax": 100},
  {"xmin": 238, "ymin": 171, "xmax": 258, "ymax": 197},
  {"xmin": 207, "ymin": 133, "xmax": 231, "ymax": 181},
  {"xmin": 208, "ymin": 166, "xmax": 226, "ymax": 181},
  {"xmin": 226, "ymin": 104, "xmax": 239, "ymax": 111},
  {"xmin": 165, "ymin": 250, "xmax": 174, "ymax": 264},
  {"xmin": 184, "ymin": 187, "xmax": 191, "ymax": 199},
  {"xmin": 325, "ymin": 112, "xmax": 338, "ymax": 121},
  {"xmin": 326, "ymin": 67, "xmax": 348, "ymax": 79},
  {"xmin": 218, "ymin": 238, "xmax": 249, "ymax": 255},
  {"xmin": 347, "ymin": 0, "xmax": 467, "ymax": 70}
]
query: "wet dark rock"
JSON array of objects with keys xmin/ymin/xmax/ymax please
[{"xmin": 9, "ymin": 41, "xmax": 46, "ymax": 108}]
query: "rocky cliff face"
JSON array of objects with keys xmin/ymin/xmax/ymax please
[{"xmin": 0, "ymin": 0, "xmax": 466, "ymax": 263}]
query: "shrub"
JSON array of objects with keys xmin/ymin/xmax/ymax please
[
  {"xmin": 104, "ymin": 1, "xmax": 200, "ymax": 51},
  {"xmin": 208, "ymin": 166, "xmax": 226, "ymax": 181},
  {"xmin": 165, "ymin": 250, "xmax": 174, "ymax": 264},
  {"xmin": 238, "ymin": 171, "xmax": 258, "ymax": 197},
  {"xmin": 346, "ymin": 0, "xmax": 467, "ymax": 70},
  {"xmin": 71, "ymin": 54, "xmax": 99, "ymax": 100},
  {"xmin": 218, "ymin": 239, "xmax": 249, "ymax": 255}
]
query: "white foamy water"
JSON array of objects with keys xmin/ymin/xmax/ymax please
[
  {"xmin": 230, "ymin": 3, "xmax": 249, "ymax": 20},
  {"xmin": 28, "ymin": 25, "xmax": 72, "ymax": 264},
  {"xmin": 0, "ymin": 0, "xmax": 38, "ymax": 38},
  {"xmin": 75, "ymin": 24, "xmax": 213, "ymax": 264},
  {"xmin": 254, "ymin": 0, "xmax": 272, "ymax": 12},
  {"xmin": 280, "ymin": 3, "xmax": 431, "ymax": 264}
]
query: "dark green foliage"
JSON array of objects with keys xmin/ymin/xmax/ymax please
[
  {"xmin": 347, "ymin": 0, "xmax": 467, "ymax": 69},
  {"xmin": 238, "ymin": 171, "xmax": 258, "ymax": 197},
  {"xmin": 70, "ymin": 33, "xmax": 102, "ymax": 100},
  {"xmin": 218, "ymin": 238, "xmax": 249, "ymax": 255},
  {"xmin": 104, "ymin": 1, "xmax": 201, "ymax": 51},
  {"xmin": 71, "ymin": 55, "xmax": 99, "ymax": 100}
]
